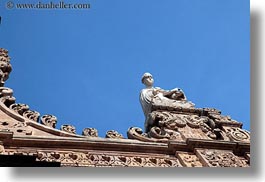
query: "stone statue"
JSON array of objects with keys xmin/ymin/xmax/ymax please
[{"xmin": 140, "ymin": 72, "xmax": 195, "ymax": 131}]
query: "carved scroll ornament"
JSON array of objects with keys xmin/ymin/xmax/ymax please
[
  {"xmin": 23, "ymin": 110, "xmax": 40, "ymax": 122},
  {"xmin": 9, "ymin": 103, "xmax": 29, "ymax": 115},
  {"xmin": 127, "ymin": 126, "xmax": 183, "ymax": 143},
  {"xmin": 40, "ymin": 115, "xmax": 57, "ymax": 128},
  {"xmin": 106, "ymin": 130, "xmax": 124, "ymax": 139},
  {"xmin": 223, "ymin": 127, "xmax": 250, "ymax": 142},
  {"xmin": 82, "ymin": 128, "xmax": 98, "ymax": 137},
  {"xmin": 198, "ymin": 149, "xmax": 249, "ymax": 167},
  {"xmin": 61, "ymin": 124, "xmax": 76, "ymax": 134}
]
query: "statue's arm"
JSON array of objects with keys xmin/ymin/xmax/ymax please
[{"xmin": 163, "ymin": 88, "xmax": 187, "ymax": 100}]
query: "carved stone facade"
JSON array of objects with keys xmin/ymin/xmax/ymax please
[{"xmin": 0, "ymin": 48, "xmax": 250, "ymax": 167}]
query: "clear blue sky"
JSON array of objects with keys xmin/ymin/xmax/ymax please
[{"xmin": 0, "ymin": 0, "xmax": 250, "ymax": 137}]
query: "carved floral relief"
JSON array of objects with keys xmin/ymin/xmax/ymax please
[{"xmin": 196, "ymin": 149, "xmax": 249, "ymax": 167}]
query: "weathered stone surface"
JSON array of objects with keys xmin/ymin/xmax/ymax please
[
  {"xmin": 35, "ymin": 150, "xmax": 182, "ymax": 167},
  {"xmin": 0, "ymin": 48, "xmax": 12, "ymax": 87},
  {"xmin": 176, "ymin": 152, "xmax": 203, "ymax": 167},
  {"xmin": 82, "ymin": 128, "xmax": 98, "ymax": 137},
  {"xmin": 40, "ymin": 114, "xmax": 57, "ymax": 128},
  {"xmin": 106, "ymin": 130, "xmax": 124, "ymax": 139},
  {"xmin": 222, "ymin": 126, "xmax": 250, "ymax": 143},
  {"xmin": 61, "ymin": 124, "xmax": 76, "ymax": 134},
  {"xmin": 196, "ymin": 149, "xmax": 249, "ymax": 167}
]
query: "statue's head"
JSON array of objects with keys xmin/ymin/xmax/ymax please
[{"xmin": 141, "ymin": 72, "xmax": 154, "ymax": 88}]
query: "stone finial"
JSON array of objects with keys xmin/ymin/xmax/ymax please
[
  {"xmin": 0, "ymin": 48, "xmax": 12, "ymax": 86},
  {"xmin": 40, "ymin": 115, "xmax": 57, "ymax": 128},
  {"xmin": 82, "ymin": 128, "xmax": 98, "ymax": 137},
  {"xmin": 61, "ymin": 124, "xmax": 76, "ymax": 134},
  {"xmin": 105, "ymin": 130, "xmax": 124, "ymax": 139}
]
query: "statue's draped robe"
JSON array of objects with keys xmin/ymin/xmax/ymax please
[{"xmin": 140, "ymin": 87, "xmax": 195, "ymax": 131}]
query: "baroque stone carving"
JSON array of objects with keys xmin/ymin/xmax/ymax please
[
  {"xmin": 9, "ymin": 103, "xmax": 29, "ymax": 115},
  {"xmin": 40, "ymin": 115, "xmax": 57, "ymax": 128},
  {"xmin": 127, "ymin": 127, "xmax": 162, "ymax": 142},
  {"xmin": 208, "ymin": 113, "xmax": 242, "ymax": 127},
  {"xmin": 127, "ymin": 126, "xmax": 183, "ymax": 143},
  {"xmin": 106, "ymin": 130, "xmax": 124, "ymax": 139},
  {"xmin": 151, "ymin": 111, "xmax": 187, "ymax": 129},
  {"xmin": 197, "ymin": 149, "xmax": 249, "ymax": 167},
  {"xmin": 223, "ymin": 126, "xmax": 250, "ymax": 142},
  {"xmin": 0, "ymin": 87, "xmax": 13, "ymax": 97},
  {"xmin": 140, "ymin": 73, "xmax": 194, "ymax": 132},
  {"xmin": 128, "ymin": 109, "xmax": 223, "ymax": 142},
  {"xmin": 82, "ymin": 128, "xmax": 98, "ymax": 137},
  {"xmin": 0, "ymin": 48, "xmax": 12, "ymax": 86},
  {"xmin": 61, "ymin": 124, "xmax": 76, "ymax": 134},
  {"xmin": 35, "ymin": 150, "xmax": 181, "ymax": 167},
  {"xmin": 176, "ymin": 152, "xmax": 203, "ymax": 167},
  {"xmin": 202, "ymin": 108, "xmax": 221, "ymax": 114},
  {"xmin": 23, "ymin": 110, "xmax": 40, "ymax": 122}
]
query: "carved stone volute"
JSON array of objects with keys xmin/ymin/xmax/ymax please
[
  {"xmin": 40, "ymin": 115, "xmax": 57, "ymax": 128},
  {"xmin": 82, "ymin": 128, "xmax": 98, "ymax": 137}
]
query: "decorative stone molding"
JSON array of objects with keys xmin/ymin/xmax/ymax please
[
  {"xmin": 222, "ymin": 126, "xmax": 250, "ymax": 143},
  {"xmin": 196, "ymin": 149, "xmax": 249, "ymax": 167},
  {"xmin": 128, "ymin": 110, "xmax": 226, "ymax": 142},
  {"xmin": 176, "ymin": 152, "xmax": 202, "ymax": 167},
  {"xmin": 36, "ymin": 150, "xmax": 181, "ymax": 167}
]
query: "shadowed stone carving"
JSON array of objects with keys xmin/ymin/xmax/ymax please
[
  {"xmin": 9, "ymin": 103, "xmax": 29, "ymax": 115},
  {"xmin": 176, "ymin": 152, "xmax": 203, "ymax": 167},
  {"xmin": 82, "ymin": 128, "xmax": 98, "ymax": 137},
  {"xmin": 223, "ymin": 126, "xmax": 250, "ymax": 142},
  {"xmin": 106, "ymin": 130, "xmax": 124, "ymax": 139},
  {"xmin": 35, "ymin": 150, "xmax": 181, "ymax": 167},
  {"xmin": 40, "ymin": 115, "xmax": 57, "ymax": 128},
  {"xmin": 61, "ymin": 124, "xmax": 76, "ymax": 134},
  {"xmin": 0, "ymin": 48, "xmax": 12, "ymax": 86},
  {"xmin": 0, "ymin": 87, "xmax": 16, "ymax": 106},
  {"xmin": 23, "ymin": 110, "xmax": 40, "ymax": 122},
  {"xmin": 196, "ymin": 149, "xmax": 249, "ymax": 167}
]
